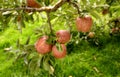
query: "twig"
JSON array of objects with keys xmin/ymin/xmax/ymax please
[
  {"xmin": 69, "ymin": 1, "xmax": 82, "ymax": 17},
  {"xmin": 47, "ymin": 12, "xmax": 53, "ymax": 35}
]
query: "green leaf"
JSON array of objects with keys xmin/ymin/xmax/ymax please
[
  {"xmin": 28, "ymin": 56, "xmax": 40, "ymax": 73},
  {"xmin": 50, "ymin": 13, "xmax": 58, "ymax": 20},
  {"xmin": 37, "ymin": 54, "xmax": 44, "ymax": 67},
  {"xmin": 36, "ymin": 0, "xmax": 43, "ymax": 7},
  {"xmin": 25, "ymin": 36, "xmax": 30, "ymax": 45},
  {"xmin": 44, "ymin": 0, "xmax": 50, "ymax": 6},
  {"xmin": 43, "ymin": 57, "xmax": 50, "ymax": 71},
  {"xmin": 42, "ymin": 56, "xmax": 54, "ymax": 74},
  {"xmin": 16, "ymin": 39, "xmax": 20, "ymax": 48},
  {"xmin": 81, "ymin": 0, "xmax": 87, "ymax": 5},
  {"xmin": 36, "ymin": 0, "xmax": 42, "ymax": 3},
  {"xmin": 24, "ymin": 44, "xmax": 35, "ymax": 51},
  {"xmin": 87, "ymin": 7, "xmax": 102, "ymax": 20}
]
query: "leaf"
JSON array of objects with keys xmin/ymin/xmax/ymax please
[
  {"xmin": 36, "ymin": 0, "xmax": 43, "ymax": 3},
  {"xmin": 2, "ymin": 11, "xmax": 12, "ymax": 16},
  {"xmin": 37, "ymin": 54, "xmax": 44, "ymax": 67},
  {"xmin": 56, "ymin": 43, "xmax": 63, "ymax": 52},
  {"xmin": 25, "ymin": 36, "xmax": 30, "ymax": 45},
  {"xmin": 24, "ymin": 13, "xmax": 34, "ymax": 22},
  {"xmin": 35, "ymin": 0, "xmax": 43, "ymax": 6},
  {"xmin": 24, "ymin": 56, "xmax": 28, "ymax": 65},
  {"xmin": 0, "ymin": 12, "xmax": 2, "ymax": 21},
  {"xmin": 15, "ymin": 52, "xmax": 27, "ymax": 61},
  {"xmin": 24, "ymin": 44, "xmax": 35, "ymax": 51},
  {"xmin": 4, "ymin": 47, "xmax": 12, "ymax": 51},
  {"xmin": 87, "ymin": 8, "xmax": 102, "ymax": 20},
  {"xmin": 42, "ymin": 57, "xmax": 54, "ymax": 74},
  {"xmin": 16, "ymin": 39, "xmax": 20, "ymax": 48},
  {"xmin": 28, "ymin": 56, "xmax": 40, "ymax": 73},
  {"xmin": 17, "ymin": 21, "xmax": 22, "ymax": 33},
  {"xmin": 50, "ymin": 13, "xmax": 58, "ymax": 20},
  {"xmin": 43, "ymin": 57, "xmax": 50, "ymax": 71},
  {"xmin": 81, "ymin": 0, "xmax": 87, "ymax": 5},
  {"xmin": 44, "ymin": 0, "xmax": 50, "ymax": 6},
  {"xmin": 49, "ymin": 65, "xmax": 54, "ymax": 75}
]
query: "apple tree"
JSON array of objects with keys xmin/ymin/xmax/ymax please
[{"xmin": 0, "ymin": 0, "xmax": 120, "ymax": 76}]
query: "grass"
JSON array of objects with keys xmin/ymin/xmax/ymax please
[
  {"xmin": 0, "ymin": 21, "xmax": 120, "ymax": 77},
  {"xmin": 0, "ymin": 21, "xmax": 39, "ymax": 76},
  {"xmin": 54, "ymin": 40, "xmax": 120, "ymax": 77}
]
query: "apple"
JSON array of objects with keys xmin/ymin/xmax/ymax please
[
  {"xmin": 35, "ymin": 36, "xmax": 52, "ymax": 54},
  {"xmin": 76, "ymin": 16, "xmax": 93, "ymax": 32},
  {"xmin": 27, "ymin": 0, "xmax": 41, "ymax": 8},
  {"xmin": 52, "ymin": 44, "xmax": 66, "ymax": 59},
  {"xmin": 56, "ymin": 30, "xmax": 71, "ymax": 44}
]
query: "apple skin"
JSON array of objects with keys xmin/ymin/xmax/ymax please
[
  {"xmin": 27, "ymin": 0, "xmax": 41, "ymax": 8},
  {"xmin": 56, "ymin": 30, "xmax": 71, "ymax": 44},
  {"xmin": 76, "ymin": 16, "xmax": 93, "ymax": 32},
  {"xmin": 52, "ymin": 44, "xmax": 66, "ymax": 59},
  {"xmin": 35, "ymin": 36, "xmax": 52, "ymax": 54}
]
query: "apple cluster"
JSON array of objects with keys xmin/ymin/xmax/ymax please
[
  {"xmin": 35, "ymin": 15, "xmax": 94, "ymax": 59},
  {"xmin": 30, "ymin": 0, "xmax": 94, "ymax": 58},
  {"xmin": 35, "ymin": 30, "xmax": 71, "ymax": 59}
]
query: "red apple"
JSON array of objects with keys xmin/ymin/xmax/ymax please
[
  {"xmin": 76, "ymin": 16, "xmax": 93, "ymax": 32},
  {"xmin": 56, "ymin": 30, "xmax": 71, "ymax": 44},
  {"xmin": 27, "ymin": 0, "xmax": 41, "ymax": 8},
  {"xmin": 35, "ymin": 36, "xmax": 52, "ymax": 54},
  {"xmin": 52, "ymin": 44, "xmax": 66, "ymax": 59}
]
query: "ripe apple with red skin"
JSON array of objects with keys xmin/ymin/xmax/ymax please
[
  {"xmin": 27, "ymin": 0, "xmax": 41, "ymax": 8},
  {"xmin": 76, "ymin": 16, "xmax": 93, "ymax": 32},
  {"xmin": 35, "ymin": 36, "xmax": 52, "ymax": 54},
  {"xmin": 56, "ymin": 30, "xmax": 71, "ymax": 44},
  {"xmin": 52, "ymin": 44, "xmax": 66, "ymax": 59}
]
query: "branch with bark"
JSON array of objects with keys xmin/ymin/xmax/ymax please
[
  {"xmin": 0, "ymin": 0, "xmax": 68, "ymax": 12},
  {"xmin": 47, "ymin": 12, "xmax": 53, "ymax": 35}
]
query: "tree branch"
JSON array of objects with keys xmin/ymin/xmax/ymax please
[
  {"xmin": 0, "ymin": 0, "xmax": 68, "ymax": 12},
  {"xmin": 47, "ymin": 12, "xmax": 53, "ymax": 35},
  {"xmin": 51, "ymin": 0, "xmax": 67, "ymax": 11}
]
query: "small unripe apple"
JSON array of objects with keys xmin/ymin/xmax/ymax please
[{"xmin": 88, "ymin": 32, "xmax": 95, "ymax": 38}]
